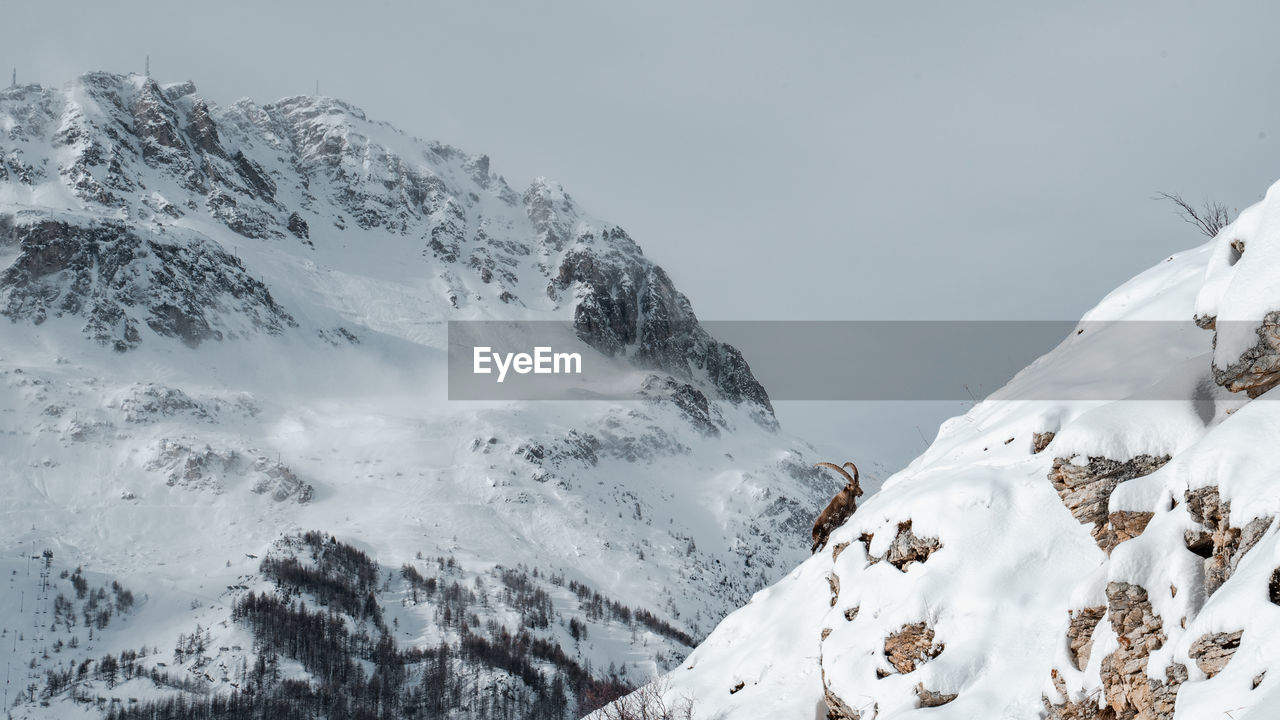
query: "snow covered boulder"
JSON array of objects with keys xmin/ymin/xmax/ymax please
[
  {"xmin": 1195, "ymin": 179, "xmax": 1280, "ymax": 397},
  {"xmin": 1049, "ymin": 454, "xmax": 1170, "ymax": 552}
]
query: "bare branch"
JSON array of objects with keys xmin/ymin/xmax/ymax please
[
  {"xmin": 593, "ymin": 677, "xmax": 698, "ymax": 720},
  {"xmin": 1156, "ymin": 191, "xmax": 1233, "ymax": 238}
]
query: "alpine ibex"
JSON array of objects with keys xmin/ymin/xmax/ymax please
[{"xmin": 811, "ymin": 461, "xmax": 863, "ymax": 553}]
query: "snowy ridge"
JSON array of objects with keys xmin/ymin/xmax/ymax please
[{"xmin": 653, "ymin": 185, "xmax": 1280, "ymax": 719}]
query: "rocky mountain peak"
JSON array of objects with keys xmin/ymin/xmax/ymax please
[{"xmin": 1, "ymin": 71, "xmax": 774, "ymax": 422}]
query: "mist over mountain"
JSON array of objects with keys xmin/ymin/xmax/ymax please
[
  {"xmin": 11, "ymin": 64, "xmax": 1280, "ymax": 720},
  {"xmin": 0, "ymin": 72, "xmax": 841, "ymax": 718}
]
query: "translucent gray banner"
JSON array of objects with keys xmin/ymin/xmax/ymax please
[{"xmin": 448, "ymin": 319, "xmax": 1245, "ymax": 401}]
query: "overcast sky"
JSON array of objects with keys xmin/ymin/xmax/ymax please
[{"xmin": 11, "ymin": 1, "xmax": 1280, "ymax": 465}]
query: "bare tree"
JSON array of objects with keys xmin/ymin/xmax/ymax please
[
  {"xmin": 593, "ymin": 678, "xmax": 698, "ymax": 720},
  {"xmin": 1156, "ymin": 191, "xmax": 1233, "ymax": 238}
]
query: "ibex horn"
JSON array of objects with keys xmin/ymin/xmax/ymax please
[{"xmin": 814, "ymin": 461, "xmax": 854, "ymax": 485}]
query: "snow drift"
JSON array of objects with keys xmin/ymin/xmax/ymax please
[{"xmin": 656, "ymin": 183, "xmax": 1280, "ymax": 719}]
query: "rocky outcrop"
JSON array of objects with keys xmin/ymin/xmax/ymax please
[
  {"xmin": 1066, "ymin": 605, "xmax": 1107, "ymax": 671},
  {"xmin": 640, "ymin": 375, "xmax": 722, "ymax": 436},
  {"xmin": 1184, "ymin": 485, "xmax": 1273, "ymax": 595},
  {"xmin": 1044, "ymin": 672, "xmax": 1110, "ymax": 720},
  {"xmin": 146, "ymin": 439, "xmax": 238, "ymax": 493},
  {"xmin": 1048, "ymin": 582, "xmax": 1185, "ymax": 720},
  {"xmin": 185, "ymin": 98, "xmax": 224, "ymax": 158},
  {"xmin": 1033, "ymin": 431, "xmax": 1056, "ymax": 454},
  {"xmin": 864, "ymin": 520, "xmax": 941, "ymax": 571},
  {"xmin": 552, "ymin": 241, "xmax": 775, "ymax": 426},
  {"xmin": 146, "ymin": 439, "xmax": 312, "ymax": 502},
  {"xmin": 287, "ymin": 211, "xmax": 310, "ymax": 240},
  {"xmin": 207, "ymin": 189, "xmax": 281, "ymax": 239},
  {"xmin": 132, "ymin": 78, "xmax": 203, "ymax": 190},
  {"xmin": 915, "ymin": 683, "xmax": 957, "ymax": 708},
  {"xmin": 1105, "ymin": 511, "xmax": 1156, "ymax": 551},
  {"xmin": 120, "ymin": 384, "xmax": 212, "ymax": 424},
  {"xmin": 1098, "ymin": 582, "xmax": 1182, "ymax": 720},
  {"xmin": 250, "ymin": 455, "xmax": 314, "ymax": 503},
  {"xmin": 822, "ymin": 682, "xmax": 864, "ymax": 720},
  {"xmin": 1049, "ymin": 455, "xmax": 1170, "ymax": 553},
  {"xmin": 1188, "ymin": 630, "xmax": 1242, "ymax": 678},
  {"xmin": 882, "ymin": 622, "xmax": 943, "ymax": 675},
  {"xmin": 1, "ymin": 219, "xmax": 295, "ymax": 350},
  {"xmin": 1208, "ymin": 310, "xmax": 1280, "ymax": 397}
]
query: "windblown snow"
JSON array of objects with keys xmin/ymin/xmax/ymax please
[{"xmin": 0, "ymin": 72, "xmax": 839, "ymax": 719}]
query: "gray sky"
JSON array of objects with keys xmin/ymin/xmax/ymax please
[{"xmin": 11, "ymin": 1, "xmax": 1280, "ymax": 465}]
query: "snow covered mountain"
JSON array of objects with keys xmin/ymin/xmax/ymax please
[
  {"xmin": 0, "ymin": 72, "xmax": 837, "ymax": 718},
  {"xmin": 652, "ymin": 184, "xmax": 1280, "ymax": 718}
]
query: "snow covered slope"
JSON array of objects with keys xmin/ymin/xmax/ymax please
[
  {"xmin": 0, "ymin": 72, "xmax": 837, "ymax": 718},
  {"xmin": 654, "ymin": 184, "xmax": 1280, "ymax": 719}
]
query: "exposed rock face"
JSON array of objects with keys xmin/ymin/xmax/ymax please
[
  {"xmin": 0, "ymin": 219, "xmax": 295, "ymax": 350},
  {"xmin": 1033, "ymin": 431, "xmax": 1057, "ymax": 454},
  {"xmin": 1188, "ymin": 631, "xmax": 1242, "ymax": 678},
  {"xmin": 1067, "ymin": 605, "xmax": 1107, "ymax": 671},
  {"xmin": 1105, "ymin": 511, "xmax": 1155, "ymax": 550},
  {"xmin": 1097, "ymin": 582, "xmax": 1183, "ymax": 720},
  {"xmin": 552, "ymin": 241, "xmax": 775, "ymax": 426},
  {"xmin": 510, "ymin": 410, "xmax": 701, "ymax": 472},
  {"xmin": 915, "ymin": 683, "xmax": 957, "ymax": 708},
  {"xmin": 133, "ymin": 79, "xmax": 203, "ymax": 188},
  {"xmin": 831, "ymin": 541, "xmax": 851, "ymax": 562},
  {"xmin": 867, "ymin": 520, "xmax": 941, "ymax": 571},
  {"xmin": 883, "ymin": 622, "xmax": 943, "ymax": 674},
  {"xmin": 121, "ymin": 384, "xmax": 212, "ymax": 424},
  {"xmin": 185, "ymin": 98, "xmax": 223, "ymax": 157},
  {"xmin": 1048, "ymin": 583, "xmax": 1185, "ymax": 720},
  {"xmin": 287, "ymin": 211, "xmax": 310, "ymax": 239},
  {"xmin": 1049, "ymin": 455, "xmax": 1170, "ymax": 552},
  {"xmin": 145, "ymin": 438, "xmax": 313, "ymax": 502},
  {"xmin": 250, "ymin": 455, "xmax": 314, "ymax": 503},
  {"xmin": 1208, "ymin": 310, "xmax": 1280, "ymax": 397},
  {"xmin": 1184, "ymin": 485, "xmax": 1273, "ymax": 595},
  {"xmin": 1044, "ymin": 672, "xmax": 1112, "ymax": 720},
  {"xmin": 640, "ymin": 375, "xmax": 722, "ymax": 436},
  {"xmin": 146, "ymin": 438, "xmax": 236, "ymax": 493}
]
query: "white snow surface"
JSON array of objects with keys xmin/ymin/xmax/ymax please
[{"xmin": 655, "ymin": 189, "xmax": 1280, "ymax": 718}]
